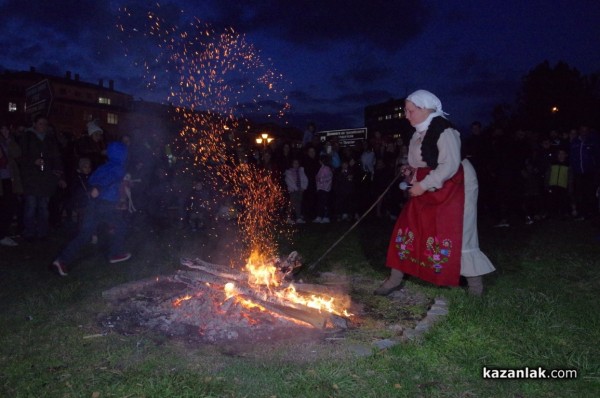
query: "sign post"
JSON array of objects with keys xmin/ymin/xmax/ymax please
[
  {"xmin": 25, "ymin": 79, "xmax": 53, "ymax": 118},
  {"xmin": 317, "ymin": 128, "xmax": 367, "ymax": 147}
]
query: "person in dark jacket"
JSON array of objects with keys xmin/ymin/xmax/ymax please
[
  {"xmin": 334, "ymin": 160, "xmax": 356, "ymax": 221},
  {"xmin": 66, "ymin": 157, "xmax": 93, "ymax": 230},
  {"xmin": 18, "ymin": 115, "xmax": 65, "ymax": 241},
  {"xmin": 0, "ymin": 124, "xmax": 23, "ymax": 246},
  {"xmin": 570, "ymin": 125, "xmax": 600, "ymax": 220},
  {"xmin": 52, "ymin": 142, "xmax": 131, "ymax": 276}
]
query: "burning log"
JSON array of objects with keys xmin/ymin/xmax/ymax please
[
  {"xmin": 291, "ymin": 281, "xmax": 346, "ymax": 297},
  {"xmin": 181, "ymin": 253, "xmax": 302, "ymax": 283},
  {"xmin": 181, "ymin": 258, "xmax": 244, "ymax": 281},
  {"xmin": 220, "ymin": 296, "xmax": 237, "ymax": 314},
  {"xmin": 174, "ymin": 269, "xmax": 232, "ymax": 288},
  {"xmin": 180, "ymin": 257, "xmax": 344, "ymax": 299},
  {"xmin": 173, "ymin": 269, "xmax": 349, "ymax": 330},
  {"xmin": 175, "ymin": 270, "xmax": 309, "ymax": 312},
  {"xmin": 176, "ymin": 268, "xmax": 345, "ymax": 315},
  {"xmin": 237, "ymin": 294, "xmax": 329, "ymax": 329},
  {"xmin": 275, "ymin": 251, "xmax": 303, "ymax": 278}
]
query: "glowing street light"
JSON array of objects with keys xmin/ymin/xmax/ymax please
[
  {"xmin": 256, "ymin": 133, "xmax": 274, "ymax": 149},
  {"xmin": 551, "ymin": 106, "xmax": 559, "ymax": 113}
]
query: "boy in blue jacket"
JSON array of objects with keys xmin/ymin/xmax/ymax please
[{"xmin": 52, "ymin": 142, "xmax": 131, "ymax": 276}]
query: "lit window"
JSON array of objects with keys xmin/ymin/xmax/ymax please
[
  {"xmin": 8, "ymin": 102, "xmax": 17, "ymax": 112},
  {"xmin": 107, "ymin": 113, "xmax": 118, "ymax": 125},
  {"xmin": 98, "ymin": 97, "xmax": 111, "ymax": 105}
]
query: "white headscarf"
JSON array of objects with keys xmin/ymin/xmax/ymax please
[
  {"xmin": 406, "ymin": 89, "xmax": 448, "ymax": 133},
  {"xmin": 406, "ymin": 89, "xmax": 448, "ymax": 114}
]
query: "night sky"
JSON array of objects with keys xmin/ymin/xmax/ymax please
[{"xmin": 1, "ymin": 0, "xmax": 599, "ymax": 132}]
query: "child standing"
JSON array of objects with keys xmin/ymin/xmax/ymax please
[
  {"xmin": 545, "ymin": 149, "xmax": 571, "ymax": 218},
  {"xmin": 314, "ymin": 155, "xmax": 333, "ymax": 223},
  {"xmin": 284, "ymin": 159, "xmax": 308, "ymax": 224}
]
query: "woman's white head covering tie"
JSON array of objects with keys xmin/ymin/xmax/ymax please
[{"xmin": 406, "ymin": 89, "xmax": 448, "ymax": 116}]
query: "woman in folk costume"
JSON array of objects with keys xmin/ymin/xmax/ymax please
[{"xmin": 374, "ymin": 90, "xmax": 495, "ymax": 296}]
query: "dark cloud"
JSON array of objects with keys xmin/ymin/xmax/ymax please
[
  {"xmin": 444, "ymin": 52, "xmax": 521, "ymax": 111},
  {"xmin": 0, "ymin": 1, "xmax": 189, "ymax": 77},
  {"xmin": 284, "ymin": 109, "xmax": 359, "ymax": 131},
  {"xmin": 334, "ymin": 89, "xmax": 396, "ymax": 105},
  {"xmin": 449, "ymin": 52, "xmax": 507, "ymax": 82},
  {"xmin": 289, "ymin": 90, "xmax": 332, "ymax": 106},
  {"xmin": 330, "ymin": 64, "xmax": 395, "ymax": 92},
  {"xmin": 286, "ymin": 87, "xmax": 394, "ymax": 128},
  {"xmin": 450, "ymin": 77, "xmax": 519, "ymax": 100},
  {"xmin": 0, "ymin": 0, "xmax": 112, "ymax": 36},
  {"xmin": 206, "ymin": 0, "xmax": 431, "ymax": 51},
  {"xmin": 0, "ymin": 0, "xmax": 117, "ymax": 74}
]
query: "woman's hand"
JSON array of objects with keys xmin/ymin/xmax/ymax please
[
  {"xmin": 409, "ymin": 182, "xmax": 426, "ymax": 197},
  {"xmin": 400, "ymin": 165, "xmax": 415, "ymax": 178}
]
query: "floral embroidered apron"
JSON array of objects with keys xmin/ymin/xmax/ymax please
[{"xmin": 386, "ymin": 166, "xmax": 465, "ymax": 286}]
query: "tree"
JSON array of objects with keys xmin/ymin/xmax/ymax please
[{"xmin": 513, "ymin": 61, "xmax": 599, "ymax": 133}]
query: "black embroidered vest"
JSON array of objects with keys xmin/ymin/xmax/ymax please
[{"xmin": 420, "ymin": 116, "xmax": 456, "ymax": 169}]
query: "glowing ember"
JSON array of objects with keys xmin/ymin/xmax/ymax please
[
  {"xmin": 224, "ymin": 282, "xmax": 264, "ymax": 311},
  {"xmin": 223, "ymin": 282, "xmax": 236, "ymax": 299},
  {"xmin": 172, "ymin": 294, "xmax": 192, "ymax": 307},
  {"xmin": 235, "ymin": 298, "xmax": 267, "ymax": 312}
]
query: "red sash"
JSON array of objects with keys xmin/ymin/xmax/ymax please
[{"xmin": 386, "ymin": 166, "xmax": 465, "ymax": 286}]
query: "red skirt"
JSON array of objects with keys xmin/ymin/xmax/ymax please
[{"xmin": 386, "ymin": 166, "xmax": 465, "ymax": 286}]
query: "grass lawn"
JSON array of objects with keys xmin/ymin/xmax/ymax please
[{"xmin": 1, "ymin": 215, "xmax": 599, "ymax": 397}]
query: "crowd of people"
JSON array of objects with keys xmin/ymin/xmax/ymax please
[
  {"xmin": 464, "ymin": 122, "xmax": 600, "ymax": 226},
  {"xmin": 0, "ymin": 116, "xmax": 173, "ymax": 250},
  {"xmin": 252, "ymin": 132, "xmax": 409, "ymax": 225},
  {"xmin": 1, "ymin": 109, "xmax": 599, "ymax": 280},
  {"xmin": 244, "ymin": 120, "xmax": 600, "ymax": 231}
]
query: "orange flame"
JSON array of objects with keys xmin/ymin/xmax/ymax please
[
  {"xmin": 241, "ymin": 251, "xmax": 352, "ymax": 318},
  {"xmin": 245, "ymin": 251, "xmax": 281, "ymax": 288}
]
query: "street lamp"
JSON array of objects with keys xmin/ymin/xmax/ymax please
[{"xmin": 255, "ymin": 133, "xmax": 274, "ymax": 150}]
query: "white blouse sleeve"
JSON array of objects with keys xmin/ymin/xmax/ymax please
[{"xmin": 419, "ymin": 128, "xmax": 461, "ymax": 190}]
